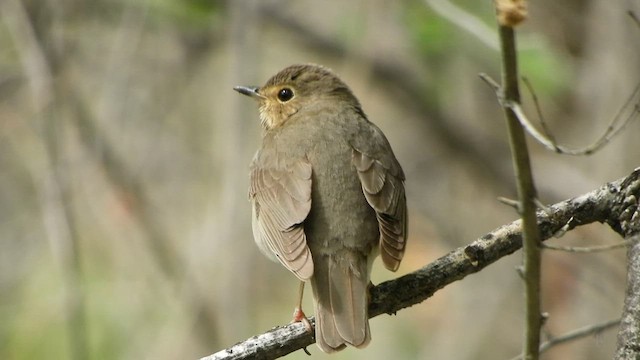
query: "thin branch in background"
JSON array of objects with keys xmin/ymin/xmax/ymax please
[
  {"xmin": 521, "ymin": 80, "xmax": 640, "ymax": 155},
  {"xmin": 534, "ymin": 198, "xmax": 551, "ymax": 215},
  {"xmin": 522, "ymin": 77, "xmax": 557, "ymax": 146},
  {"xmin": 498, "ymin": 196, "xmax": 520, "ymax": 209},
  {"xmin": 509, "ymin": 100, "xmax": 561, "ymax": 151},
  {"xmin": 481, "ymin": 73, "xmax": 640, "ymax": 156},
  {"xmin": 574, "ymin": 82, "xmax": 640, "ymax": 154},
  {"xmin": 510, "ymin": 318, "xmax": 621, "ymax": 360},
  {"xmin": 542, "ymin": 240, "xmax": 631, "ymax": 253},
  {"xmin": 499, "ymin": 196, "xmax": 551, "ymax": 215},
  {"xmin": 480, "ymin": 74, "xmax": 551, "ymax": 153},
  {"xmin": 479, "ymin": 72, "xmax": 501, "ymax": 91},
  {"xmin": 540, "ymin": 319, "xmax": 620, "ymax": 354}
]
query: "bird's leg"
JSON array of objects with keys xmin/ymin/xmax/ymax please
[{"xmin": 291, "ymin": 281, "xmax": 313, "ymax": 332}]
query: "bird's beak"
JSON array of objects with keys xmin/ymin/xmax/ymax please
[{"xmin": 233, "ymin": 85, "xmax": 265, "ymax": 99}]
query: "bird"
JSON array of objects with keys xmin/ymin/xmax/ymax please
[{"xmin": 234, "ymin": 64, "xmax": 407, "ymax": 353}]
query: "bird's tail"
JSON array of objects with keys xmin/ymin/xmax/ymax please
[{"xmin": 310, "ymin": 253, "xmax": 371, "ymax": 353}]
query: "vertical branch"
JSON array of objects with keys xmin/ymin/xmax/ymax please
[
  {"xmin": 613, "ymin": 174, "xmax": 640, "ymax": 359},
  {"xmin": 494, "ymin": 1, "xmax": 541, "ymax": 359},
  {"xmin": 615, "ymin": 234, "xmax": 640, "ymax": 359}
]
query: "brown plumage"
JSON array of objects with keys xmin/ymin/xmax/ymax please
[{"xmin": 235, "ymin": 64, "xmax": 407, "ymax": 353}]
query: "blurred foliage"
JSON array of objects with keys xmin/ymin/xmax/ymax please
[
  {"xmin": 406, "ymin": 0, "xmax": 571, "ymax": 100},
  {"xmin": 519, "ymin": 45, "xmax": 572, "ymax": 97},
  {"xmin": 405, "ymin": 1, "xmax": 454, "ymax": 57},
  {"xmin": 145, "ymin": 0, "xmax": 222, "ymax": 29},
  {"xmin": 0, "ymin": 0, "xmax": 638, "ymax": 359}
]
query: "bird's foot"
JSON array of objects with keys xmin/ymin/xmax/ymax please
[{"xmin": 291, "ymin": 307, "xmax": 313, "ymax": 332}]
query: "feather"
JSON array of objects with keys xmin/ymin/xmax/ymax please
[
  {"xmin": 352, "ymin": 147, "xmax": 408, "ymax": 272},
  {"xmin": 311, "ymin": 254, "xmax": 370, "ymax": 352},
  {"xmin": 250, "ymin": 157, "xmax": 314, "ymax": 281}
]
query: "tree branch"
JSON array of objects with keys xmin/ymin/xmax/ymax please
[
  {"xmin": 494, "ymin": 7, "xmax": 543, "ymax": 359},
  {"xmin": 510, "ymin": 318, "xmax": 621, "ymax": 360},
  {"xmin": 614, "ymin": 167, "xmax": 640, "ymax": 359},
  {"xmin": 615, "ymin": 234, "xmax": 640, "ymax": 359},
  {"xmin": 539, "ymin": 319, "xmax": 621, "ymax": 356},
  {"xmin": 202, "ymin": 168, "xmax": 640, "ymax": 360},
  {"xmin": 510, "ymin": 84, "xmax": 640, "ymax": 155}
]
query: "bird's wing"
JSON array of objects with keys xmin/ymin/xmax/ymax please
[
  {"xmin": 249, "ymin": 155, "xmax": 314, "ymax": 281},
  {"xmin": 351, "ymin": 124, "xmax": 407, "ymax": 272}
]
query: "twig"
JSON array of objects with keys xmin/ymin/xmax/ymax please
[
  {"xmin": 542, "ymin": 240, "xmax": 631, "ymax": 253},
  {"xmin": 522, "ymin": 77, "xmax": 557, "ymax": 145},
  {"xmin": 495, "ymin": 13, "xmax": 543, "ymax": 360},
  {"xmin": 519, "ymin": 81, "xmax": 640, "ymax": 155},
  {"xmin": 202, "ymin": 169, "xmax": 640, "ymax": 360},
  {"xmin": 509, "ymin": 100, "xmax": 560, "ymax": 152},
  {"xmin": 509, "ymin": 318, "xmax": 621, "ymax": 360},
  {"xmin": 541, "ymin": 319, "xmax": 620, "ymax": 353},
  {"xmin": 479, "ymin": 72, "xmax": 501, "ymax": 92},
  {"xmin": 498, "ymin": 196, "xmax": 520, "ymax": 209},
  {"xmin": 498, "ymin": 197, "xmax": 550, "ymax": 215},
  {"xmin": 534, "ymin": 198, "xmax": 551, "ymax": 215},
  {"xmin": 480, "ymin": 75, "xmax": 640, "ymax": 156}
]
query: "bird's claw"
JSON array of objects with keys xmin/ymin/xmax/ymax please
[{"xmin": 291, "ymin": 307, "xmax": 313, "ymax": 333}]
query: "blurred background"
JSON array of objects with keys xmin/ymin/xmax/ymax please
[{"xmin": 1, "ymin": 0, "xmax": 639, "ymax": 359}]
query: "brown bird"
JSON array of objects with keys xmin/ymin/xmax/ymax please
[{"xmin": 234, "ymin": 64, "xmax": 407, "ymax": 353}]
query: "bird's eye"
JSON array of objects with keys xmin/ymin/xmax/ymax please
[{"xmin": 277, "ymin": 88, "xmax": 294, "ymax": 102}]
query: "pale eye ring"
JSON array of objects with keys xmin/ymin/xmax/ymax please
[{"xmin": 277, "ymin": 88, "xmax": 294, "ymax": 102}]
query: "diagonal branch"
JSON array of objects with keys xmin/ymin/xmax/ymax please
[{"xmin": 202, "ymin": 168, "xmax": 640, "ymax": 360}]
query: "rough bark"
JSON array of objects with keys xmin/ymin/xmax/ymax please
[{"xmin": 613, "ymin": 172, "xmax": 640, "ymax": 359}]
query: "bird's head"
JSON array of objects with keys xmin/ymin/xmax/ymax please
[{"xmin": 234, "ymin": 64, "xmax": 361, "ymax": 130}]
